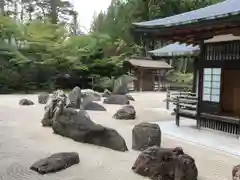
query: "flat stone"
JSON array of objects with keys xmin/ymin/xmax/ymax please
[
  {"xmin": 19, "ymin": 99, "xmax": 34, "ymax": 106},
  {"xmin": 30, "ymin": 152, "xmax": 80, "ymax": 174}
]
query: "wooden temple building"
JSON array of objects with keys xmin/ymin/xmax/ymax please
[
  {"xmin": 124, "ymin": 56, "xmax": 172, "ymax": 91},
  {"xmin": 133, "ymin": 0, "xmax": 240, "ymax": 135}
]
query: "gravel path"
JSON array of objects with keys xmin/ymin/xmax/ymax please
[{"xmin": 0, "ymin": 93, "xmax": 239, "ymax": 180}]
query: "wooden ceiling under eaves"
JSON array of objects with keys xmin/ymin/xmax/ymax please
[
  {"xmin": 157, "ymin": 24, "xmax": 240, "ymax": 45},
  {"xmin": 135, "ymin": 20, "xmax": 240, "ymax": 45}
]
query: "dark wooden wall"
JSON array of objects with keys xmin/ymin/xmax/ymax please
[{"xmin": 198, "ymin": 40, "xmax": 240, "ymax": 115}]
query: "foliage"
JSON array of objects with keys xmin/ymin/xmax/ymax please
[
  {"xmin": 0, "ymin": 0, "xmax": 223, "ymax": 93},
  {"xmin": 91, "ymin": 0, "xmax": 223, "ymax": 77}
]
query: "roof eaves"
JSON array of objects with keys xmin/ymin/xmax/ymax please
[{"xmin": 133, "ymin": 10, "xmax": 240, "ymax": 29}]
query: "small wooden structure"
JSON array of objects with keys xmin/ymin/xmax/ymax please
[
  {"xmin": 124, "ymin": 57, "xmax": 172, "ymax": 91},
  {"xmin": 133, "ymin": 0, "xmax": 240, "ymax": 136},
  {"xmin": 149, "ymin": 42, "xmax": 200, "ymax": 92}
]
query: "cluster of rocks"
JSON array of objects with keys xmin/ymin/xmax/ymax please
[
  {"xmin": 102, "ymin": 87, "xmax": 136, "ymax": 120},
  {"xmin": 22, "ymin": 85, "xmax": 199, "ymax": 179},
  {"xmin": 131, "ymin": 123, "xmax": 198, "ymax": 180},
  {"xmin": 31, "ymin": 119, "xmax": 199, "ymax": 179},
  {"xmin": 41, "ymin": 88, "xmax": 128, "ymax": 152}
]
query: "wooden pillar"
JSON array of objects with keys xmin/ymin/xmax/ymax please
[
  {"xmin": 152, "ymin": 70, "xmax": 155, "ymax": 91},
  {"xmin": 192, "ymin": 57, "xmax": 198, "ymax": 93},
  {"xmin": 158, "ymin": 70, "xmax": 161, "ymax": 91},
  {"xmin": 196, "ymin": 40, "xmax": 204, "ymax": 129},
  {"xmin": 140, "ymin": 69, "xmax": 143, "ymax": 92}
]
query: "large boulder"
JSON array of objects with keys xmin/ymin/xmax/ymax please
[
  {"xmin": 132, "ymin": 146, "xmax": 198, "ymax": 180},
  {"xmin": 19, "ymin": 99, "xmax": 34, "ymax": 106},
  {"xmin": 102, "ymin": 89, "xmax": 112, "ymax": 97},
  {"xmin": 67, "ymin": 86, "xmax": 82, "ymax": 109},
  {"xmin": 82, "ymin": 89, "xmax": 101, "ymax": 101},
  {"xmin": 132, "ymin": 123, "xmax": 161, "ymax": 151},
  {"xmin": 52, "ymin": 108, "xmax": 128, "ymax": 152},
  {"xmin": 30, "ymin": 152, "xmax": 79, "ymax": 174},
  {"xmin": 233, "ymin": 164, "xmax": 240, "ymax": 180},
  {"xmin": 84, "ymin": 102, "xmax": 106, "ymax": 111},
  {"xmin": 41, "ymin": 90, "xmax": 67, "ymax": 127},
  {"xmin": 38, "ymin": 93, "xmax": 50, "ymax": 104},
  {"xmin": 103, "ymin": 95, "xmax": 130, "ymax": 105},
  {"xmin": 113, "ymin": 105, "xmax": 136, "ymax": 120}
]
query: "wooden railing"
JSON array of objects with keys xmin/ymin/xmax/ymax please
[
  {"xmin": 165, "ymin": 90, "xmax": 197, "ymax": 110},
  {"xmin": 166, "ymin": 90, "xmax": 240, "ymax": 138},
  {"xmin": 128, "ymin": 82, "xmax": 190, "ymax": 92},
  {"xmin": 200, "ymin": 113, "xmax": 240, "ymax": 138}
]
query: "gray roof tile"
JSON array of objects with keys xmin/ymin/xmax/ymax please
[
  {"xmin": 134, "ymin": 0, "xmax": 240, "ymax": 27},
  {"xmin": 126, "ymin": 58, "xmax": 172, "ymax": 69},
  {"xmin": 149, "ymin": 42, "xmax": 199, "ymax": 56}
]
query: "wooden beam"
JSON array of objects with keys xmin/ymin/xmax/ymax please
[{"xmin": 153, "ymin": 25, "xmax": 240, "ymax": 43}]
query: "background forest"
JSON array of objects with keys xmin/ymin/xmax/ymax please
[{"xmin": 0, "ymin": 0, "xmax": 222, "ymax": 93}]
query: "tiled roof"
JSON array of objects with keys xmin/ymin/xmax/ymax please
[
  {"xmin": 133, "ymin": 0, "xmax": 240, "ymax": 27},
  {"xmin": 126, "ymin": 58, "xmax": 172, "ymax": 69},
  {"xmin": 149, "ymin": 42, "xmax": 199, "ymax": 57}
]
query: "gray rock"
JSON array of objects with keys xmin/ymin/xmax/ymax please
[
  {"xmin": 125, "ymin": 94, "xmax": 135, "ymax": 101},
  {"xmin": 113, "ymin": 105, "xmax": 136, "ymax": 120},
  {"xmin": 82, "ymin": 89, "xmax": 101, "ymax": 101},
  {"xmin": 103, "ymin": 95, "xmax": 130, "ymax": 105},
  {"xmin": 112, "ymin": 75, "xmax": 129, "ymax": 95},
  {"xmin": 102, "ymin": 89, "xmax": 112, "ymax": 97},
  {"xmin": 84, "ymin": 102, "xmax": 106, "ymax": 111},
  {"xmin": 19, "ymin": 99, "xmax": 34, "ymax": 106},
  {"xmin": 67, "ymin": 86, "xmax": 82, "ymax": 109},
  {"xmin": 233, "ymin": 164, "xmax": 240, "ymax": 180},
  {"xmin": 132, "ymin": 123, "xmax": 161, "ymax": 151},
  {"xmin": 175, "ymin": 154, "xmax": 198, "ymax": 180},
  {"xmin": 113, "ymin": 84, "xmax": 128, "ymax": 95},
  {"xmin": 132, "ymin": 146, "xmax": 198, "ymax": 180},
  {"xmin": 41, "ymin": 90, "xmax": 67, "ymax": 127},
  {"xmin": 113, "ymin": 75, "xmax": 135, "ymax": 95},
  {"xmin": 81, "ymin": 94, "xmax": 96, "ymax": 109},
  {"xmin": 52, "ymin": 108, "xmax": 128, "ymax": 152},
  {"xmin": 30, "ymin": 152, "xmax": 79, "ymax": 174},
  {"xmin": 38, "ymin": 93, "xmax": 50, "ymax": 104}
]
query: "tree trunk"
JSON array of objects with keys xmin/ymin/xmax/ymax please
[
  {"xmin": 14, "ymin": 1, "xmax": 18, "ymax": 19},
  {"xmin": 72, "ymin": 12, "xmax": 78, "ymax": 35},
  {"xmin": 0, "ymin": 0, "xmax": 5, "ymax": 15},
  {"xmin": 50, "ymin": 0, "xmax": 58, "ymax": 24}
]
